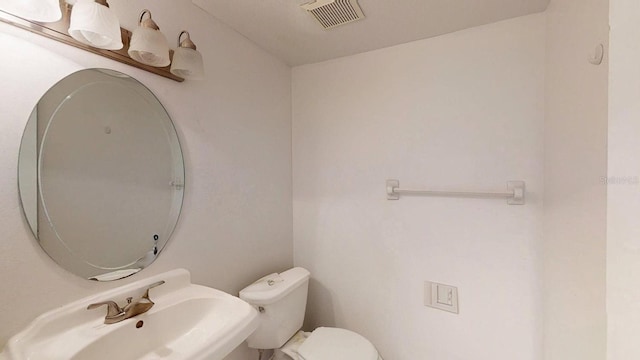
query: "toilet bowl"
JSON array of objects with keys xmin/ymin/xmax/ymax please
[
  {"xmin": 239, "ymin": 268, "xmax": 382, "ymax": 360},
  {"xmin": 274, "ymin": 327, "xmax": 382, "ymax": 360}
]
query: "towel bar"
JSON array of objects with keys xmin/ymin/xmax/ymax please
[{"xmin": 386, "ymin": 179, "xmax": 525, "ymax": 205}]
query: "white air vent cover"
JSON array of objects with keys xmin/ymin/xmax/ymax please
[{"xmin": 301, "ymin": 0, "xmax": 365, "ymax": 29}]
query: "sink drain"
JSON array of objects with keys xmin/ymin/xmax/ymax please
[{"xmin": 136, "ymin": 320, "xmax": 144, "ymax": 329}]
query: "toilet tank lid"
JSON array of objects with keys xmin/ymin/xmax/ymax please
[{"xmin": 239, "ymin": 267, "xmax": 310, "ymax": 305}]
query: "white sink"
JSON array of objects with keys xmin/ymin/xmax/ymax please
[{"xmin": 0, "ymin": 269, "xmax": 259, "ymax": 360}]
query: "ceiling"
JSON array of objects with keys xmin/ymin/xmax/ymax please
[{"xmin": 192, "ymin": 0, "xmax": 550, "ymax": 66}]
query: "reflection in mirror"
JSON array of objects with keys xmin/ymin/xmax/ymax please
[{"xmin": 18, "ymin": 69, "xmax": 184, "ymax": 281}]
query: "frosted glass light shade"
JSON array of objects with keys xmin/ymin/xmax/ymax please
[
  {"xmin": 0, "ymin": 0, "xmax": 62, "ymax": 22},
  {"xmin": 170, "ymin": 47, "xmax": 204, "ymax": 80},
  {"xmin": 68, "ymin": 0, "xmax": 122, "ymax": 50},
  {"xmin": 128, "ymin": 27, "xmax": 170, "ymax": 67}
]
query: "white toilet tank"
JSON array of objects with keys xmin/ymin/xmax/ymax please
[{"xmin": 239, "ymin": 267, "xmax": 311, "ymax": 350}]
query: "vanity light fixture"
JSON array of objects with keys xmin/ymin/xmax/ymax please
[
  {"xmin": 170, "ymin": 31, "xmax": 205, "ymax": 80},
  {"xmin": 128, "ymin": 10, "xmax": 170, "ymax": 67},
  {"xmin": 0, "ymin": 0, "xmax": 62, "ymax": 23},
  {"xmin": 0, "ymin": 3, "xmax": 186, "ymax": 81},
  {"xmin": 67, "ymin": 0, "xmax": 123, "ymax": 50}
]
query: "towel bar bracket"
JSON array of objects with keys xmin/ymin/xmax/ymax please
[
  {"xmin": 507, "ymin": 181, "xmax": 525, "ymax": 205},
  {"xmin": 386, "ymin": 180, "xmax": 400, "ymax": 200}
]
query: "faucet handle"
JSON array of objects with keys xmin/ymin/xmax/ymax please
[
  {"xmin": 142, "ymin": 280, "xmax": 165, "ymax": 301},
  {"xmin": 87, "ymin": 301, "xmax": 124, "ymax": 319}
]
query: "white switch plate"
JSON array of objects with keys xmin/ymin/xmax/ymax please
[{"xmin": 424, "ymin": 281, "xmax": 459, "ymax": 314}]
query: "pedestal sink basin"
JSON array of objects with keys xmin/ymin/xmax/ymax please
[{"xmin": 0, "ymin": 269, "xmax": 259, "ymax": 360}]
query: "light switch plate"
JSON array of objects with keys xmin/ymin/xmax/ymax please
[{"xmin": 424, "ymin": 281, "xmax": 459, "ymax": 314}]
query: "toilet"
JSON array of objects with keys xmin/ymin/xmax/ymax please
[{"xmin": 240, "ymin": 267, "xmax": 383, "ymax": 360}]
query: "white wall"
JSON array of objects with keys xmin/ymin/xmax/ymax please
[
  {"xmin": 293, "ymin": 14, "xmax": 545, "ymax": 359},
  {"xmin": 608, "ymin": 0, "xmax": 640, "ymax": 358},
  {"xmin": 0, "ymin": 1, "xmax": 292, "ymax": 358},
  {"xmin": 543, "ymin": 0, "xmax": 609, "ymax": 359}
]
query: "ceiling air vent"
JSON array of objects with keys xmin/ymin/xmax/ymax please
[{"xmin": 301, "ymin": 0, "xmax": 365, "ymax": 30}]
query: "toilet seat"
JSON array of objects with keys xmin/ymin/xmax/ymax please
[{"xmin": 296, "ymin": 327, "xmax": 379, "ymax": 360}]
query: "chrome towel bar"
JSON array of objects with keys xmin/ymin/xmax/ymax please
[{"xmin": 386, "ymin": 179, "xmax": 525, "ymax": 205}]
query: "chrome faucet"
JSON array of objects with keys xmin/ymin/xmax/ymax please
[{"xmin": 87, "ymin": 280, "xmax": 165, "ymax": 324}]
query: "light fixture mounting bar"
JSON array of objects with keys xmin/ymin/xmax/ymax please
[{"xmin": 0, "ymin": 0, "xmax": 183, "ymax": 82}]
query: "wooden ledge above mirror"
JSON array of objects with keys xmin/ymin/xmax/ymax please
[{"xmin": 0, "ymin": 1, "xmax": 184, "ymax": 82}]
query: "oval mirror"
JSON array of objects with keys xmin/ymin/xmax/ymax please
[{"xmin": 18, "ymin": 69, "xmax": 185, "ymax": 281}]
